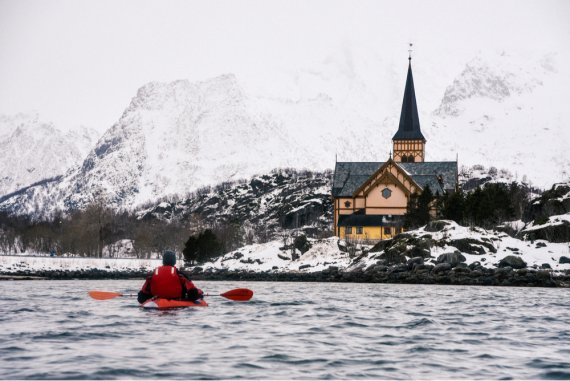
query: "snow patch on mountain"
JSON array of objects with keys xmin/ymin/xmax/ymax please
[
  {"xmin": 1, "ymin": 50, "xmax": 569, "ymax": 218},
  {"xmin": 0, "ymin": 113, "xmax": 99, "ymax": 196}
]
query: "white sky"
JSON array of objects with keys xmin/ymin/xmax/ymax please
[{"xmin": 0, "ymin": 0, "xmax": 568, "ymax": 132}]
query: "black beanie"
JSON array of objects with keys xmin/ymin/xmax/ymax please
[{"xmin": 163, "ymin": 251, "xmax": 176, "ymax": 266}]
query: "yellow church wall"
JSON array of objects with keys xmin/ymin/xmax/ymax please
[
  {"xmin": 340, "ymin": 226, "xmax": 404, "ymax": 241},
  {"xmin": 365, "ymin": 207, "xmax": 406, "ymax": 215}
]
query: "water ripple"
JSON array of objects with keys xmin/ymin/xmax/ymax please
[{"xmin": 0, "ymin": 280, "xmax": 569, "ymax": 379}]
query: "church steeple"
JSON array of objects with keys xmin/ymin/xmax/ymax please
[{"xmin": 393, "ymin": 47, "xmax": 426, "ymax": 163}]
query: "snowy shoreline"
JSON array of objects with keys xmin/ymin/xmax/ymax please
[{"xmin": 2, "ymin": 220, "xmax": 570, "ymax": 287}]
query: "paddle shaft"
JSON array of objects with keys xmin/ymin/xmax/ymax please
[{"xmin": 89, "ymin": 288, "xmax": 253, "ymax": 301}]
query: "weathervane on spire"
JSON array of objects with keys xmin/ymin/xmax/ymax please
[{"xmin": 408, "ymin": 43, "xmax": 413, "ymax": 61}]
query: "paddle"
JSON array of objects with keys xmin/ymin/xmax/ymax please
[
  {"xmin": 207, "ymin": 288, "xmax": 254, "ymax": 301},
  {"xmin": 88, "ymin": 288, "xmax": 253, "ymax": 302}
]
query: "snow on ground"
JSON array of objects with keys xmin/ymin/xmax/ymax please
[
  {"xmin": 409, "ymin": 222, "xmax": 570, "ymax": 271},
  {"xmin": 198, "ymin": 221, "xmax": 570, "ymax": 274},
  {"xmin": 0, "ymin": 255, "xmax": 161, "ymax": 274},
  {"xmin": 206, "ymin": 238, "xmax": 352, "ymax": 273}
]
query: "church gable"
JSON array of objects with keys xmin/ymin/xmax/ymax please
[{"xmin": 353, "ymin": 159, "xmax": 421, "ymax": 198}]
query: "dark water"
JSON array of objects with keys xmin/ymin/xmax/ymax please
[{"xmin": 0, "ymin": 280, "xmax": 569, "ymax": 379}]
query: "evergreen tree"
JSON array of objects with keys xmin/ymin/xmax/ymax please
[
  {"xmin": 463, "ymin": 183, "xmax": 515, "ymax": 227},
  {"xmin": 182, "ymin": 229, "xmax": 223, "ymax": 265},
  {"xmin": 439, "ymin": 190, "xmax": 466, "ymax": 223},
  {"xmin": 405, "ymin": 185, "xmax": 433, "ymax": 229}
]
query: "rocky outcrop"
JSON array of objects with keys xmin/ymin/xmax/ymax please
[
  {"xmin": 499, "ymin": 255, "xmax": 527, "ymax": 269},
  {"xmin": 523, "ymin": 221, "xmax": 570, "ymax": 243},
  {"xmin": 522, "ymin": 182, "xmax": 570, "ymax": 243},
  {"xmin": 524, "ymin": 183, "xmax": 570, "ymax": 222},
  {"xmin": 447, "ymin": 238, "xmax": 497, "ymax": 254},
  {"xmin": 437, "ymin": 252, "xmax": 466, "ymax": 267}
]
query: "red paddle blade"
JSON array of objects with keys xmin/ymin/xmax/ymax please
[
  {"xmin": 88, "ymin": 291, "xmax": 123, "ymax": 300},
  {"xmin": 220, "ymin": 288, "xmax": 253, "ymax": 301}
]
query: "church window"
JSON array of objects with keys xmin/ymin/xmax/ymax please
[
  {"xmin": 381, "ymin": 188, "xmax": 392, "ymax": 199},
  {"xmin": 344, "ymin": 201, "xmax": 351, "ymax": 208}
]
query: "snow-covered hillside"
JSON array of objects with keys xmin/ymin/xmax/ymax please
[
  {"xmin": 136, "ymin": 169, "xmax": 332, "ymax": 239},
  {"xmin": 0, "ymin": 113, "xmax": 99, "ymax": 196},
  {"xmin": 196, "ymin": 221, "xmax": 570, "ymax": 274},
  {"xmin": 1, "ymin": 50, "xmax": 568, "ymax": 218}
]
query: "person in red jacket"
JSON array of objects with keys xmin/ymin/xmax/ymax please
[{"xmin": 138, "ymin": 251, "xmax": 203, "ymax": 304}]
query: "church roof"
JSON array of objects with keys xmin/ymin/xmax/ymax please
[
  {"xmin": 332, "ymin": 161, "xmax": 457, "ymax": 197},
  {"xmin": 392, "ymin": 61, "xmax": 425, "ymax": 141}
]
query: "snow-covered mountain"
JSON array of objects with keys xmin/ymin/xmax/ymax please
[
  {"xmin": 0, "ymin": 113, "xmax": 99, "ymax": 196},
  {"xmin": 430, "ymin": 52, "xmax": 569, "ymax": 187},
  {"xmin": 1, "ymin": 50, "xmax": 568, "ymax": 218}
]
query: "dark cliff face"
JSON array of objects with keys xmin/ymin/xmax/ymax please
[
  {"xmin": 136, "ymin": 169, "xmax": 334, "ymax": 240},
  {"xmin": 524, "ymin": 183, "xmax": 570, "ymax": 222}
]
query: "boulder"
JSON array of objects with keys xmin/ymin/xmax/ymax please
[
  {"xmin": 406, "ymin": 246, "xmax": 431, "ymax": 259},
  {"xmin": 560, "ymin": 256, "xmax": 570, "ymax": 264},
  {"xmin": 524, "ymin": 221, "xmax": 570, "ymax": 243},
  {"xmin": 369, "ymin": 237, "xmax": 396, "ymax": 253},
  {"xmin": 407, "ymin": 256, "xmax": 424, "ymax": 270},
  {"xmin": 499, "ymin": 255, "xmax": 527, "ymax": 269},
  {"xmin": 433, "ymin": 263, "xmax": 452, "ymax": 274},
  {"xmin": 425, "ymin": 220, "xmax": 451, "ymax": 232},
  {"xmin": 437, "ymin": 251, "xmax": 466, "ymax": 267},
  {"xmin": 379, "ymin": 246, "xmax": 407, "ymax": 265},
  {"xmin": 541, "ymin": 263, "xmax": 552, "ymax": 269},
  {"xmin": 450, "ymin": 238, "xmax": 497, "ymax": 254},
  {"xmin": 468, "ymin": 261, "xmax": 483, "ymax": 271},
  {"xmin": 337, "ymin": 240, "xmax": 348, "ymax": 252}
]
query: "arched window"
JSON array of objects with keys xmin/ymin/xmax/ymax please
[{"xmin": 407, "ymin": 155, "xmax": 415, "ymax": 163}]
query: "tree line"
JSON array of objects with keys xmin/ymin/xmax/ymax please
[
  {"xmin": 0, "ymin": 205, "xmax": 247, "ymax": 259},
  {"xmin": 405, "ymin": 182, "xmax": 534, "ymax": 229}
]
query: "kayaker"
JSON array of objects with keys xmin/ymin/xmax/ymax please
[{"xmin": 137, "ymin": 251, "xmax": 204, "ymax": 304}]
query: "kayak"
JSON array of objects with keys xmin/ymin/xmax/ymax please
[{"xmin": 141, "ymin": 297, "xmax": 208, "ymax": 309}]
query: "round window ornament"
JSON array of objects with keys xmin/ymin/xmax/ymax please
[{"xmin": 381, "ymin": 188, "xmax": 392, "ymax": 199}]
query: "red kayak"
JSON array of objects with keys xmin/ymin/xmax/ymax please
[{"xmin": 141, "ymin": 297, "xmax": 208, "ymax": 309}]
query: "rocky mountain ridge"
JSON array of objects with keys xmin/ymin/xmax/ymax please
[
  {"xmin": 0, "ymin": 113, "xmax": 98, "ymax": 196},
  {"xmin": 0, "ymin": 51, "xmax": 568, "ymax": 219}
]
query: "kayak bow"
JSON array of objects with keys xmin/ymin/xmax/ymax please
[{"xmin": 141, "ymin": 297, "xmax": 208, "ymax": 309}]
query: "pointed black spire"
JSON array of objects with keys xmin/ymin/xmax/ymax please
[{"xmin": 392, "ymin": 59, "xmax": 425, "ymax": 141}]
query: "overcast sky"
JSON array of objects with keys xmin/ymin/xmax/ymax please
[{"xmin": 0, "ymin": 0, "xmax": 568, "ymax": 132}]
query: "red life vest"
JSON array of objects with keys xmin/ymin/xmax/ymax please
[{"xmin": 150, "ymin": 266, "xmax": 183, "ymax": 299}]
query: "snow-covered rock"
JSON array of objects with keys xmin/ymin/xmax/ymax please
[{"xmin": 193, "ymin": 220, "xmax": 570, "ymax": 274}]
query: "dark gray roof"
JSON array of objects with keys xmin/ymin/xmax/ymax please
[
  {"xmin": 393, "ymin": 62, "xmax": 425, "ymax": 141},
  {"xmin": 338, "ymin": 214, "xmax": 404, "ymax": 227},
  {"xmin": 332, "ymin": 161, "xmax": 457, "ymax": 197}
]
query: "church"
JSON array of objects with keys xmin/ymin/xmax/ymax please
[{"xmin": 332, "ymin": 56, "xmax": 458, "ymax": 241}]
